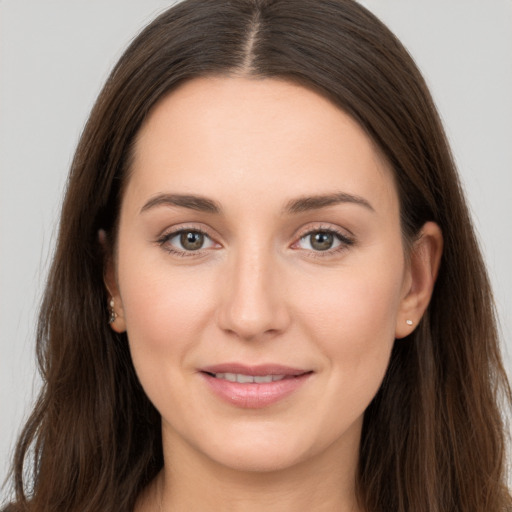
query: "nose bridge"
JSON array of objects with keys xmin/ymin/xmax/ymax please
[{"xmin": 217, "ymin": 238, "xmax": 289, "ymax": 339}]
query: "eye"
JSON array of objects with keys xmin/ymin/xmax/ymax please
[
  {"xmin": 295, "ymin": 229, "xmax": 353, "ymax": 253},
  {"xmin": 178, "ymin": 231, "xmax": 206, "ymax": 251},
  {"xmin": 303, "ymin": 231, "xmax": 338, "ymax": 251},
  {"xmin": 160, "ymin": 229, "xmax": 217, "ymax": 253}
]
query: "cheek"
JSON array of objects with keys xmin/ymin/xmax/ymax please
[
  {"xmin": 116, "ymin": 249, "xmax": 217, "ymax": 363},
  {"xmin": 116, "ymin": 257, "xmax": 222, "ymax": 420},
  {"xmin": 298, "ymin": 260, "xmax": 403, "ymax": 344},
  {"xmin": 294, "ymin": 253, "xmax": 405, "ymax": 398}
]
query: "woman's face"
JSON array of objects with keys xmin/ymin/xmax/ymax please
[{"xmin": 110, "ymin": 77, "xmax": 415, "ymax": 474}]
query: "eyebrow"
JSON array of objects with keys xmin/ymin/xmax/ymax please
[
  {"xmin": 284, "ymin": 192, "xmax": 375, "ymax": 214},
  {"xmin": 140, "ymin": 193, "xmax": 221, "ymax": 214},
  {"xmin": 140, "ymin": 191, "xmax": 374, "ymax": 216}
]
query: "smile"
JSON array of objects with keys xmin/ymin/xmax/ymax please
[
  {"xmin": 209, "ymin": 373, "xmax": 288, "ymax": 383},
  {"xmin": 200, "ymin": 364, "xmax": 312, "ymax": 408}
]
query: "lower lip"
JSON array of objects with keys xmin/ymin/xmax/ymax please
[{"xmin": 200, "ymin": 372, "xmax": 312, "ymax": 409}]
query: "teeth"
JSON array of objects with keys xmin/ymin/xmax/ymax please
[
  {"xmin": 213, "ymin": 373, "xmax": 287, "ymax": 383},
  {"xmin": 254, "ymin": 375, "xmax": 273, "ymax": 383}
]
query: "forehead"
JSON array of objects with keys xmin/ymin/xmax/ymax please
[{"xmin": 127, "ymin": 76, "xmax": 397, "ymax": 216}]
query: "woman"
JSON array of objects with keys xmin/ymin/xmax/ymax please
[{"xmin": 4, "ymin": 0, "xmax": 511, "ymax": 510}]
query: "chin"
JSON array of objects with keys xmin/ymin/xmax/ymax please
[
  {"xmin": 210, "ymin": 443, "xmax": 308, "ymax": 474},
  {"xmin": 193, "ymin": 423, "xmax": 333, "ymax": 475}
]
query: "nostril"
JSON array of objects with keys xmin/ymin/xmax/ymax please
[{"xmin": 215, "ymin": 265, "xmax": 292, "ymax": 339}]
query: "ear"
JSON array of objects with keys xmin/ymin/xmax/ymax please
[
  {"xmin": 98, "ymin": 229, "xmax": 126, "ymax": 333},
  {"xmin": 395, "ymin": 221, "xmax": 443, "ymax": 339}
]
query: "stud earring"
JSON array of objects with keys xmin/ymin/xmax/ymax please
[
  {"xmin": 108, "ymin": 298, "xmax": 117, "ymax": 324},
  {"xmin": 406, "ymin": 319, "xmax": 413, "ymax": 326}
]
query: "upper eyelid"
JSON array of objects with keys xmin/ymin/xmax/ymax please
[
  {"xmin": 290, "ymin": 224, "xmax": 356, "ymax": 253},
  {"xmin": 155, "ymin": 222, "xmax": 354, "ymax": 246},
  {"xmin": 293, "ymin": 223, "xmax": 354, "ymax": 240},
  {"xmin": 156, "ymin": 227, "xmax": 220, "ymax": 256},
  {"xmin": 158, "ymin": 223, "xmax": 217, "ymax": 240},
  {"xmin": 155, "ymin": 225, "xmax": 220, "ymax": 252}
]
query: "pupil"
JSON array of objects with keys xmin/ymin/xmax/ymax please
[
  {"xmin": 311, "ymin": 232, "xmax": 333, "ymax": 251},
  {"xmin": 181, "ymin": 231, "xmax": 204, "ymax": 250}
]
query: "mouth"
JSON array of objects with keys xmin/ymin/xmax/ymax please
[
  {"xmin": 199, "ymin": 364, "xmax": 313, "ymax": 408},
  {"xmin": 204, "ymin": 372, "xmax": 293, "ymax": 383}
]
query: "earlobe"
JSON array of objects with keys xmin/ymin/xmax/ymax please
[
  {"xmin": 107, "ymin": 296, "xmax": 126, "ymax": 333},
  {"xmin": 98, "ymin": 229, "xmax": 127, "ymax": 333},
  {"xmin": 395, "ymin": 222, "xmax": 443, "ymax": 339}
]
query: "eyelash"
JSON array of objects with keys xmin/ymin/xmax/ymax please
[
  {"xmin": 294, "ymin": 226, "xmax": 355, "ymax": 258},
  {"xmin": 156, "ymin": 226, "xmax": 216, "ymax": 257},
  {"xmin": 156, "ymin": 225, "xmax": 355, "ymax": 258}
]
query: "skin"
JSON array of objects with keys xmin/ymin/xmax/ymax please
[{"xmin": 105, "ymin": 76, "xmax": 442, "ymax": 511}]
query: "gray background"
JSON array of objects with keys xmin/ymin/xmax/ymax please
[{"xmin": 1, "ymin": 0, "xmax": 511, "ymax": 494}]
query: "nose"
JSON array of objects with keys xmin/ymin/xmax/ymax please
[{"xmin": 216, "ymin": 245, "xmax": 291, "ymax": 341}]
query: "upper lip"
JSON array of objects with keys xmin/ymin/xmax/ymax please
[{"xmin": 200, "ymin": 363, "xmax": 310, "ymax": 377}]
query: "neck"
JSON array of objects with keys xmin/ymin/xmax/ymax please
[{"xmin": 138, "ymin": 423, "xmax": 362, "ymax": 512}]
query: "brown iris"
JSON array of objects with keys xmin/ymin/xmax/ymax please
[
  {"xmin": 180, "ymin": 231, "xmax": 204, "ymax": 250},
  {"xmin": 310, "ymin": 232, "xmax": 335, "ymax": 251}
]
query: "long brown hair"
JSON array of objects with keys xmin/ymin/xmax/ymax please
[{"xmin": 4, "ymin": 1, "xmax": 511, "ymax": 510}]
